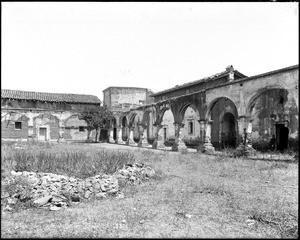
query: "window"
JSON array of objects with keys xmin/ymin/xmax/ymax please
[
  {"xmin": 188, "ymin": 121, "xmax": 194, "ymax": 135},
  {"xmin": 79, "ymin": 126, "xmax": 85, "ymax": 132},
  {"xmin": 15, "ymin": 122, "xmax": 22, "ymax": 130}
]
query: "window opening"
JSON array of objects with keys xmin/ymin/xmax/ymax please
[{"xmin": 15, "ymin": 122, "xmax": 22, "ymax": 130}]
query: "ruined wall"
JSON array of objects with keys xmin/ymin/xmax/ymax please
[
  {"xmin": 64, "ymin": 115, "xmax": 92, "ymax": 141},
  {"xmin": 1, "ymin": 115, "xmax": 29, "ymax": 139},
  {"xmin": 1, "ymin": 99, "xmax": 98, "ymax": 141}
]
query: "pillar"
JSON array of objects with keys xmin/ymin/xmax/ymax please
[
  {"xmin": 116, "ymin": 126, "xmax": 125, "ymax": 144},
  {"xmin": 173, "ymin": 122, "xmax": 187, "ymax": 151},
  {"xmin": 138, "ymin": 124, "xmax": 149, "ymax": 147},
  {"xmin": 128, "ymin": 127, "xmax": 137, "ymax": 146},
  {"xmin": 203, "ymin": 120, "xmax": 215, "ymax": 153},
  {"xmin": 57, "ymin": 120, "xmax": 65, "ymax": 143},
  {"xmin": 109, "ymin": 128, "xmax": 115, "ymax": 143},
  {"xmin": 197, "ymin": 120, "xmax": 206, "ymax": 152},
  {"xmin": 236, "ymin": 116, "xmax": 255, "ymax": 156},
  {"xmin": 152, "ymin": 124, "xmax": 165, "ymax": 149}
]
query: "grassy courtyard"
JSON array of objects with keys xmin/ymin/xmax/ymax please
[{"xmin": 1, "ymin": 141, "xmax": 298, "ymax": 238}]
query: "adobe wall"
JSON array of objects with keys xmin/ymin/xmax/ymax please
[{"xmin": 1, "ymin": 99, "xmax": 98, "ymax": 141}]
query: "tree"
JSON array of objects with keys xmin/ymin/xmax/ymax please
[{"xmin": 80, "ymin": 105, "xmax": 114, "ymax": 142}]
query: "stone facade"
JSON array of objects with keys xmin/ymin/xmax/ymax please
[
  {"xmin": 109, "ymin": 64, "xmax": 298, "ymax": 153},
  {"xmin": 1, "ymin": 90, "xmax": 101, "ymax": 141}
]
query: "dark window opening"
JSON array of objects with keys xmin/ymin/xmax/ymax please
[
  {"xmin": 79, "ymin": 126, "xmax": 85, "ymax": 132},
  {"xmin": 188, "ymin": 121, "xmax": 194, "ymax": 135},
  {"xmin": 15, "ymin": 122, "xmax": 22, "ymax": 130}
]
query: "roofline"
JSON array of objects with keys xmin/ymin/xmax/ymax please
[
  {"xmin": 102, "ymin": 86, "xmax": 150, "ymax": 92},
  {"xmin": 204, "ymin": 64, "xmax": 299, "ymax": 92},
  {"xmin": 1, "ymin": 89, "xmax": 101, "ymax": 104},
  {"xmin": 150, "ymin": 64, "xmax": 298, "ymax": 97},
  {"xmin": 150, "ymin": 71, "xmax": 231, "ymax": 97},
  {"xmin": 236, "ymin": 64, "xmax": 298, "ymax": 82}
]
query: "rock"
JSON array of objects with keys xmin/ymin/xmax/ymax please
[
  {"xmin": 100, "ymin": 183, "xmax": 106, "ymax": 192},
  {"xmin": 33, "ymin": 195, "xmax": 52, "ymax": 206},
  {"xmin": 50, "ymin": 206, "xmax": 61, "ymax": 211},
  {"xmin": 70, "ymin": 195, "xmax": 80, "ymax": 202},
  {"xmin": 185, "ymin": 214, "xmax": 192, "ymax": 219},
  {"xmin": 1, "ymin": 191, "xmax": 10, "ymax": 199},
  {"xmin": 11, "ymin": 171, "xmax": 22, "ymax": 176},
  {"xmin": 84, "ymin": 190, "xmax": 92, "ymax": 199},
  {"xmin": 95, "ymin": 192, "xmax": 107, "ymax": 199},
  {"xmin": 93, "ymin": 183, "xmax": 101, "ymax": 191},
  {"xmin": 116, "ymin": 192, "xmax": 124, "ymax": 199}
]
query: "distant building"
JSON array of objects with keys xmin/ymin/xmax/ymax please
[
  {"xmin": 102, "ymin": 86, "xmax": 154, "ymax": 112},
  {"xmin": 1, "ymin": 89, "xmax": 101, "ymax": 141}
]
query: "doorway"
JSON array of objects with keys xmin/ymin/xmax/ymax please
[
  {"xmin": 39, "ymin": 127, "xmax": 47, "ymax": 141},
  {"xmin": 220, "ymin": 112, "xmax": 237, "ymax": 148},
  {"xmin": 275, "ymin": 124, "xmax": 289, "ymax": 151}
]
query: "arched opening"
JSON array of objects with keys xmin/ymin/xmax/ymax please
[
  {"xmin": 160, "ymin": 109, "xmax": 175, "ymax": 146},
  {"xmin": 248, "ymin": 88, "xmax": 290, "ymax": 152},
  {"xmin": 180, "ymin": 104, "xmax": 201, "ymax": 149},
  {"xmin": 208, "ymin": 97, "xmax": 238, "ymax": 150},
  {"xmin": 130, "ymin": 114, "xmax": 140, "ymax": 143},
  {"xmin": 121, "ymin": 116, "xmax": 128, "ymax": 141},
  {"xmin": 220, "ymin": 112, "xmax": 237, "ymax": 148}
]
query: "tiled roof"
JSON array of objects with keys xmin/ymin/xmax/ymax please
[
  {"xmin": 1, "ymin": 89, "xmax": 101, "ymax": 104},
  {"xmin": 150, "ymin": 68, "xmax": 247, "ymax": 97}
]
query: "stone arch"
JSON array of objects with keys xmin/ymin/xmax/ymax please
[
  {"xmin": 33, "ymin": 113, "xmax": 60, "ymax": 140},
  {"xmin": 206, "ymin": 97, "xmax": 239, "ymax": 149},
  {"xmin": 159, "ymin": 107, "xmax": 176, "ymax": 141},
  {"xmin": 247, "ymin": 86, "xmax": 291, "ymax": 151},
  {"xmin": 247, "ymin": 85, "xmax": 287, "ymax": 116},
  {"xmin": 178, "ymin": 103, "xmax": 201, "ymax": 142},
  {"xmin": 205, "ymin": 97, "xmax": 238, "ymax": 120},
  {"xmin": 120, "ymin": 115, "xmax": 129, "ymax": 141},
  {"xmin": 128, "ymin": 112, "xmax": 141, "ymax": 143}
]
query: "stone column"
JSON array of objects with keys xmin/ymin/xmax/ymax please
[
  {"xmin": 57, "ymin": 120, "xmax": 65, "ymax": 143},
  {"xmin": 236, "ymin": 116, "xmax": 255, "ymax": 156},
  {"xmin": 138, "ymin": 124, "xmax": 149, "ymax": 147},
  {"xmin": 203, "ymin": 120, "xmax": 215, "ymax": 153},
  {"xmin": 116, "ymin": 126, "xmax": 125, "ymax": 144},
  {"xmin": 128, "ymin": 127, "xmax": 137, "ymax": 146},
  {"xmin": 152, "ymin": 124, "xmax": 165, "ymax": 149},
  {"xmin": 196, "ymin": 120, "xmax": 206, "ymax": 151},
  {"xmin": 109, "ymin": 128, "xmax": 115, "ymax": 143},
  {"xmin": 173, "ymin": 123, "xmax": 187, "ymax": 151}
]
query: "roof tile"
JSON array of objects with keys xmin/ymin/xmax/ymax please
[{"xmin": 1, "ymin": 89, "xmax": 101, "ymax": 104}]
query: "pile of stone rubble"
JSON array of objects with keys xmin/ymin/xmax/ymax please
[{"xmin": 1, "ymin": 163, "xmax": 155, "ymax": 212}]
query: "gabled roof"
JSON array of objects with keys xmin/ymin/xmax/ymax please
[
  {"xmin": 1, "ymin": 89, "xmax": 101, "ymax": 104},
  {"xmin": 150, "ymin": 67, "xmax": 247, "ymax": 97}
]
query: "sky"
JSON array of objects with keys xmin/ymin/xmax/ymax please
[{"xmin": 1, "ymin": 2, "xmax": 299, "ymax": 102}]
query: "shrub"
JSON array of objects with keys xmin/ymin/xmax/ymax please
[{"xmin": 1, "ymin": 144, "xmax": 135, "ymax": 179}]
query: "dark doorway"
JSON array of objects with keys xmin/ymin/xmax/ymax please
[
  {"xmin": 275, "ymin": 124, "xmax": 289, "ymax": 151},
  {"xmin": 99, "ymin": 129, "xmax": 108, "ymax": 142},
  {"xmin": 113, "ymin": 127, "xmax": 117, "ymax": 140},
  {"xmin": 163, "ymin": 127, "xmax": 167, "ymax": 141},
  {"xmin": 221, "ymin": 112, "xmax": 237, "ymax": 148}
]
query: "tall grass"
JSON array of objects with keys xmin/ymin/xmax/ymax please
[{"xmin": 1, "ymin": 141, "xmax": 135, "ymax": 179}]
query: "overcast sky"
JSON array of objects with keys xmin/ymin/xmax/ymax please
[{"xmin": 2, "ymin": 2, "xmax": 298, "ymax": 101}]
